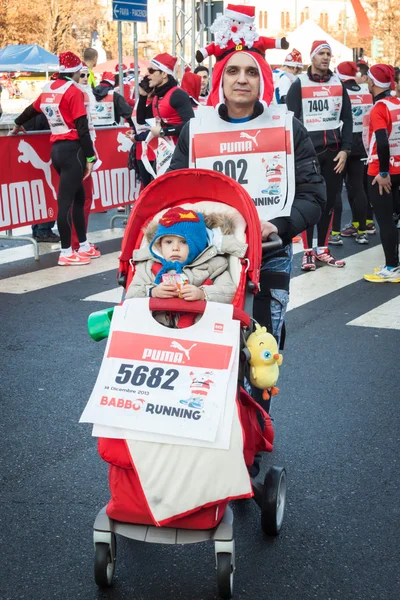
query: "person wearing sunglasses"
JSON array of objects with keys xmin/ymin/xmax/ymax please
[{"xmin": 136, "ymin": 53, "xmax": 194, "ymax": 143}]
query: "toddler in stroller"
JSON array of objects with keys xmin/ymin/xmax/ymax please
[{"xmin": 89, "ymin": 169, "xmax": 287, "ymax": 599}]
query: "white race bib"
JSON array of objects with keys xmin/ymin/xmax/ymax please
[{"xmin": 300, "ymin": 74, "xmax": 343, "ymax": 132}]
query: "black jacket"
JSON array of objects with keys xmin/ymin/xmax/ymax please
[
  {"xmin": 93, "ymin": 83, "xmax": 133, "ymax": 127},
  {"xmin": 343, "ymin": 80, "xmax": 367, "ymax": 157},
  {"xmin": 137, "ymin": 76, "xmax": 195, "ymax": 138},
  {"xmin": 286, "ymin": 69, "xmax": 353, "ymax": 155},
  {"xmin": 168, "ymin": 102, "xmax": 326, "ymax": 246}
]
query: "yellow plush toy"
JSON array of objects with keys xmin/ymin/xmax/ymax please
[{"xmin": 247, "ymin": 324, "xmax": 283, "ymax": 400}]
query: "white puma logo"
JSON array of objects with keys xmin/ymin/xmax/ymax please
[
  {"xmin": 17, "ymin": 139, "xmax": 57, "ymax": 200},
  {"xmin": 117, "ymin": 131, "xmax": 133, "ymax": 153},
  {"xmin": 170, "ymin": 340, "xmax": 197, "ymax": 360},
  {"xmin": 240, "ymin": 130, "xmax": 261, "ymax": 147}
]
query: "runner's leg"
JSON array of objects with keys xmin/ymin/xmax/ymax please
[{"xmin": 367, "ymin": 175, "xmax": 400, "ymax": 267}]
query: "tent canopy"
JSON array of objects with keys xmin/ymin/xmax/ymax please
[
  {"xmin": 93, "ymin": 56, "xmax": 149, "ymax": 76},
  {"xmin": 266, "ymin": 20, "xmax": 353, "ymax": 68},
  {"xmin": 0, "ymin": 44, "xmax": 59, "ymax": 72}
]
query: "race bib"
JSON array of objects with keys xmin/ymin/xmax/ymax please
[
  {"xmin": 300, "ymin": 74, "xmax": 342, "ymax": 132},
  {"xmin": 80, "ymin": 299, "xmax": 240, "ymax": 447},
  {"xmin": 142, "ymin": 134, "xmax": 175, "ymax": 179},
  {"xmin": 190, "ymin": 106, "xmax": 295, "ymax": 221},
  {"xmin": 348, "ymin": 87, "xmax": 372, "ymax": 134}
]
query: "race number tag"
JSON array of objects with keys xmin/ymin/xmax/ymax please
[
  {"xmin": 190, "ymin": 106, "xmax": 295, "ymax": 221},
  {"xmin": 348, "ymin": 91, "xmax": 372, "ymax": 134},
  {"xmin": 142, "ymin": 134, "xmax": 175, "ymax": 179},
  {"xmin": 299, "ymin": 75, "xmax": 343, "ymax": 132},
  {"xmin": 80, "ymin": 300, "xmax": 239, "ymax": 445}
]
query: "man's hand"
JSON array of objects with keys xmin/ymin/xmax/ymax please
[
  {"xmin": 124, "ymin": 129, "xmax": 135, "ymax": 140},
  {"xmin": 139, "ymin": 85, "xmax": 148, "ymax": 96},
  {"xmin": 180, "ymin": 284, "xmax": 205, "ymax": 301},
  {"xmin": 151, "ymin": 283, "xmax": 179, "ymax": 299},
  {"xmin": 372, "ymin": 173, "xmax": 391, "ymax": 195},
  {"xmin": 10, "ymin": 125, "xmax": 25, "ymax": 135},
  {"xmin": 150, "ymin": 125, "xmax": 162, "ymax": 138},
  {"xmin": 333, "ymin": 150, "xmax": 348, "ymax": 174},
  {"xmin": 83, "ymin": 161, "xmax": 94, "ymax": 180},
  {"xmin": 260, "ymin": 220, "xmax": 278, "ymax": 241}
]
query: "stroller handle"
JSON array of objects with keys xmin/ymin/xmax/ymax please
[
  {"xmin": 261, "ymin": 233, "xmax": 283, "ymax": 256},
  {"xmin": 149, "ymin": 298, "xmax": 251, "ymax": 328}
]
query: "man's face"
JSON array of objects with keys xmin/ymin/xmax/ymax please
[
  {"xmin": 355, "ymin": 72, "xmax": 368, "ymax": 85},
  {"xmin": 395, "ymin": 75, "xmax": 400, "ymax": 97},
  {"xmin": 147, "ymin": 66, "xmax": 166, "ymax": 88},
  {"xmin": 222, "ymin": 53, "xmax": 260, "ymax": 109},
  {"xmin": 312, "ymin": 49, "xmax": 331, "ymax": 72},
  {"xmin": 79, "ymin": 71, "xmax": 89, "ymax": 86},
  {"xmin": 295, "ymin": 66, "xmax": 303, "ymax": 75},
  {"xmin": 72, "ymin": 71, "xmax": 81, "ymax": 83},
  {"xmin": 367, "ymin": 76, "xmax": 374, "ymax": 94},
  {"xmin": 199, "ymin": 70, "xmax": 209, "ymax": 93}
]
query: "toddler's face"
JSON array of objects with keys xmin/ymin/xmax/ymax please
[{"xmin": 160, "ymin": 235, "xmax": 189, "ymax": 263}]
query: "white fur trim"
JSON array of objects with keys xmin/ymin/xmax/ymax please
[
  {"xmin": 200, "ymin": 47, "xmax": 208, "ymax": 60},
  {"xmin": 310, "ymin": 43, "xmax": 332, "ymax": 59},
  {"xmin": 151, "ymin": 58, "xmax": 175, "ymax": 76},
  {"xmin": 368, "ymin": 69, "xmax": 391, "ymax": 89},
  {"xmin": 336, "ymin": 70, "xmax": 355, "ymax": 81},
  {"xmin": 224, "ymin": 8, "xmax": 254, "ymax": 24},
  {"xmin": 60, "ymin": 62, "xmax": 82, "ymax": 73},
  {"xmin": 284, "ymin": 61, "xmax": 303, "ymax": 68},
  {"xmin": 275, "ymin": 39, "xmax": 282, "ymax": 50}
]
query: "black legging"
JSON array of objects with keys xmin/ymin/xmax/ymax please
[
  {"xmin": 51, "ymin": 140, "xmax": 87, "ymax": 249},
  {"xmin": 333, "ymin": 156, "xmax": 369, "ymax": 232},
  {"xmin": 367, "ymin": 173, "xmax": 400, "ymax": 267},
  {"xmin": 305, "ymin": 148, "xmax": 343, "ymax": 248},
  {"xmin": 346, "ymin": 164, "xmax": 374, "ymax": 222}
]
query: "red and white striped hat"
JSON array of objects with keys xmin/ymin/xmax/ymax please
[
  {"xmin": 283, "ymin": 49, "xmax": 303, "ymax": 68},
  {"xmin": 310, "ymin": 40, "xmax": 332, "ymax": 59}
]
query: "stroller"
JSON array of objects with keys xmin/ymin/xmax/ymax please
[{"xmin": 88, "ymin": 169, "xmax": 287, "ymax": 599}]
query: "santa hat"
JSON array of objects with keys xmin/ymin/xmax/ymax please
[
  {"xmin": 180, "ymin": 70, "xmax": 202, "ymax": 103},
  {"xmin": 101, "ymin": 72, "xmax": 115, "ymax": 85},
  {"xmin": 224, "ymin": 4, "xmax": 255, "ymax": 24},
  {"xmin": 368, "ymin": 64, "xmax": 395, "ymax": 90},
  {"xmin": 114, "ymin": 63, "xmax": 128, "ymax": 74},
  {"xmin": 59, "ymin": 51, "xmax": 82, "ymax": 73},
  {"xmin": 150, "ymin": 53, "xmax": 177, "ymax": 76},
  {"xmin": 128, "ymin": 62, "xmax": 135, "ymax": 72},
  {"xmin": 336, "ymin": 61, "xmax": 358, "ymax": 81},
  {"xmin": 208, "ymin": 49, "xmax": 273, "ymax": 109},
  {"xmin": 81, "ymin": 62, "xmax": 89, "ymax": 73},
  {"xmin": 283, "ymin": 49, "xmax": 303, "ymax": 68},
  {"xmin": 310, "ymin": 40, "xmax": 332, "ymax": 59}
]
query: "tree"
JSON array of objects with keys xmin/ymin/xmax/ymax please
[{"xmin": 365, "ymin": 0, "xmax": 400, "ymax": 65}]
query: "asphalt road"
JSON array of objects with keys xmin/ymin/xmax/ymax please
[{"xmin": 1, "ymin": 223, "xmax": 399, "ymax": 600}]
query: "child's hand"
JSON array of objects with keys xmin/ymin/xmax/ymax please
[
  {"xmin": 180, "ymin": 285, "xmax": 205, "ymax": 301},
  {"xmin": 152, "ymin": 283, "xmax": 178, "ymax": 299}
]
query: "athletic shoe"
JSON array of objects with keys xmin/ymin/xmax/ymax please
[
  {"xmin": 366, "ymin": 222, "xmax": 377, "ymax": 234},
  {"xmin": 301, "ymin": 251, "xmax": 316, "ymax": 271},
  {"xmin": 117, "ymin": 206, "xmax": 125, "ymax": 213},
  {"xmin": 315, "ymin": 249, "xmax": 346, "ymax": 267},
  {"xmin": 341, "ymin": 224, "xmax": 357, "ymax": 237},
  {"xmin": 58, "ymin": 252, "xmax": 91, "ymax": 266},
  {"xmin": 34, "ymin": 232, "xmax": 61, "ymax": 243},
  {"xmin": 364, "ymin": 266, "xmax": 400, "ymax": 283},
  {"xmin": 292, "ymin": 236, "xmax": 302, "ymax": 243},
  {"xmin": 328, "ymin": 233, "xmax": 343, "ymax": 246},
  {"xmin": 77, "ymin": 246, "xmax": 101, "ymax": 259},
  {"xmin": 355, "ymin": 233, "xmax": 369, "ymax": 245}
]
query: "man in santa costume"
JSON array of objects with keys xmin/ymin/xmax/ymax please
[
  {"xmin": 286, "ymin": 40, "xmax": 353, "ymax": 271},
  {"xmin": 363, "ymin": 64, "xmax": 400, "ymax": 282},
  {"xmin": 272, "ymin": 49, "xmax": 303, "ymax": 105},
  {"xmin": 137, "ymin": 53, "xmax": 194, "ymax": 142},
  {"xmin": 12, "ymin": 51, "xmax": 99, "ymax": 266},
  {"xmin": 196, "ymin": 3, "xmax": 288, "ymax": 64},
  {"xmin": 328, "ymin": 61, "xmax": 372, "ymax": 246},
  {"xmin": 169, "ymin": 32, "xmax": 325, "ymax": 371}
]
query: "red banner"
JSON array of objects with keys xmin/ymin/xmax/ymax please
[{"xmin": 0, "ymin": 127, "xmax": 140, "ymax": 232}]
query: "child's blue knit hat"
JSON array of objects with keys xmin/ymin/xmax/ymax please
[{"xmin": 150, "ymin": 207, "xmax": 208, "ymax": 283}]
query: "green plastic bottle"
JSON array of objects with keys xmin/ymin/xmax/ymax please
[{"xmin": 87, "ymin": 307, "xmax": 115, "ymax": 341}]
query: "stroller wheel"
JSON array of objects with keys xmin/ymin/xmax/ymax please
[
  {"xmin": 261, "ymin": 467, "xmax": 287, "ymax": 536},
  {"xmin": 216, "ymin": 553, "xmax": 234, "ymax": 599},
  {"xmin": 94, "ymin": 537, "xmax": 116, "ymax": 588}
]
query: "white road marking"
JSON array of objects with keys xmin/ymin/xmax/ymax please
[
  {"xmin": 0, "ymin": 251, "xmax": 120, "ymax": 294},
  {"xmin": 0, "ymin": 228, "xmax": 124, "ymax": 265},
  {"xmin": 83, "ymin": 287, "xmax": 123, "ymax": 304},
  {"xmin": 347, "ymin": 295, "xmax": 400, "ymax": 330},
  {"xmin": 287, "ymin": 245, "xmax": 384, "ymax": 311}
]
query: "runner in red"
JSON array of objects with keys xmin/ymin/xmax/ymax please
[{"xmin": 12, "ymin": 51, "xmax": 98, "ymax": 266}]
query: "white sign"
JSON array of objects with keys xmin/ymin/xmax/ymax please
[{"xmin": 80, "ymin": 299, "xmax": 240, "ymax": 446}]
